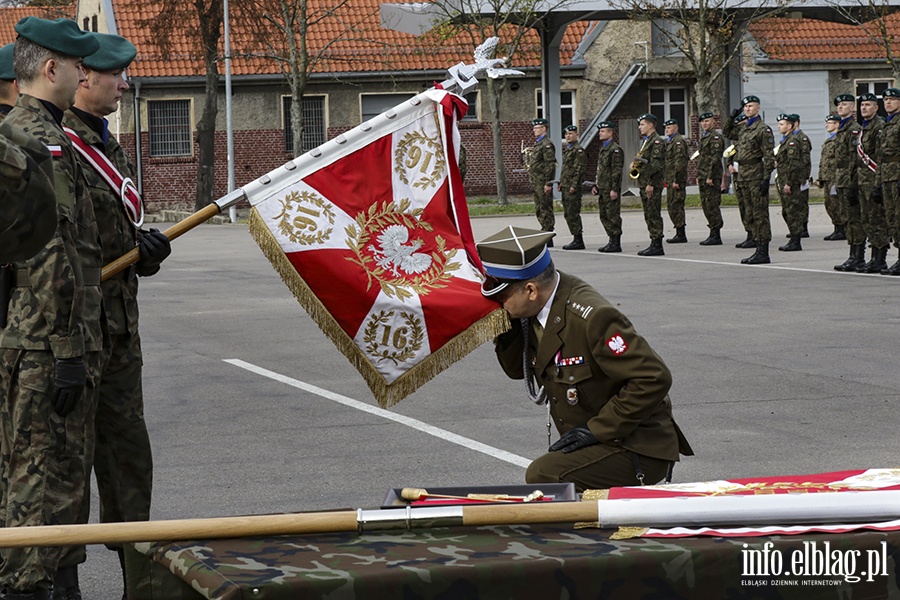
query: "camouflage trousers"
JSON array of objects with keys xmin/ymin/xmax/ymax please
[
  {"xmin": 699, "ymin": 183, "xmax": 723, "ymax": 230},
  {"xmin": 859, "ymin": 185, "xmax": 890, "ymax": 249},
  {"xmin": 839, "ymin": 187, "xmax": 866, "ymax": 245},
  {"xmin": 666, "ymin": 185, "xmax": 686, "ymax": 228},
  {"xmin": 734, "ymin": 180, "xmax": 753, "ymax": 234},
  {"xmin": 532, "ymin": 182, "xmax": 555, "ymax": 232},
  {"xmin": 596, "ymin": 190, "xmax": 622, "ymax": 236},
  {"xmin": 744, "ymin": 177, "xmax": 771, "ymax": 243},
  {"xmin": 884, "ymin": 180, "xmax": 900, "ymax": 248},
  {"xmin": 526, "ymin": 443, "xmax": 671, "ymax": 493},
  {"xmin": 778, "ymin": 183, "xmax": 805, "ymax": 237},
  {"xmin": 639, "ymin": 185, "xmax": 664, "ymax": 240},
  {"xmin": 560, "ymin": 191, "xmax": 583, "ymax": 236},
  {"xmin": 822, "ymin": 182, "xmax": 843, "ymax": 226},
  {"xmin": 800, "ymin": 185, "xmax": 810, "ymax": 226},
  {"xmin": 0, "ymin": 349, "xmax": 100, "ymax": 591}
]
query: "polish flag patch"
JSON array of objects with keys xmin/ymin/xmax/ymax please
[
  {"xmin": 606, "ymin": 333, "xmax": 628, "ymax": 356},
  {"xmin": 46, "ymin": 145, "xmax": 63, "ymax": 157}
]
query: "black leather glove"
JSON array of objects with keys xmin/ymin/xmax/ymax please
[
  {"xmin": 548, "ymin": 425, "xmax": 599, "ymax": 454},
  {"xmin": 136, "ymin": 228, "xmax": 171, "ymax": 277},
  {"xmin": 52, "ymin": 357, "xmax": 86, "ymax": 417},
  {"xmin": 873, "ymin": 186, "xmax": 884, "ymax": 204},
  {"xmin": 758, "ymin": 179, "xmax": 769, "ymax": 195}
]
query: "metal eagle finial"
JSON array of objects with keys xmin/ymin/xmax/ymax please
[{"xmin": 446, "ymin": 37, "xmax": 524, "ymax": 94}]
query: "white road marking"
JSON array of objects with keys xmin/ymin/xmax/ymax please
[{"xmin": 224, "ymin": 358, "xmax": 531, "ymax": 469}]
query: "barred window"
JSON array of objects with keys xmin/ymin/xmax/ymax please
[
  {"xmin": 283, "ymin": 95, "xmax": 327, "ymax": 155},
  {"xmin": 147, "ymin": 99, "xmax": 192, "ymax": 157}
]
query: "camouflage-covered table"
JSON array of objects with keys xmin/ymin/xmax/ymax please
[{"xmin": 126, "ymin": 523, "xmax": 900, "ymax": 599}]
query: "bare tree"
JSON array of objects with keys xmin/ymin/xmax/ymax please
[{"xmin": 830, "ymin": 0, "xmax": 900, "ymax": 82}]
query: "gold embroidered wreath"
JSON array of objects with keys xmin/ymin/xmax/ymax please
[
  {"xmin": 275, "ymin": 190, "xmax": 336, "ymax": 245},
  {"xmin": 363, "ymin": 310, "xmax": 425, "ymax": 366},
  {"xmin": 394, "ymin": 130, "xmax": 446, "ymax": 190}
]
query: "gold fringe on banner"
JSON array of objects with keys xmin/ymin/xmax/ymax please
[{"xmin": 249, "ymin": 208, "xmax": 510, "ymax": 408}]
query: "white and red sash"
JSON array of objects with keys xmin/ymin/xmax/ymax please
[{"xmin": 64, "ymin": 127, "xmax": 144, "ymax": 227}]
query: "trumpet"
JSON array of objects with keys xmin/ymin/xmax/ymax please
[
  {"xmin": 629, "ymin": 158, "xmax": 646, "ymax": 180},
  {"xmin": 723, "ymin": 144, "xmax": 736, "ymax": 158}
]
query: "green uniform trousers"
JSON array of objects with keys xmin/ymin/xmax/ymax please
[
  {"xmin": 639, "ymin": 186, "xmax": 664, "ymax": 240},
  {"xmin": 699, "ymin": 184, "xmax": 724, "ymax": 230},
  {"xmin": 597, "ymin": 191, "xmax": 622, "ymax": 237},
  {"xmin": 561, "ymin": 191, "xmax": 583, "ymax": 236},
  {"xmin": 526, "ymin": 443, "xmax": 671, "ymax": 492},
  {"xmin": 666, "ymin": 186, "xmax": 687, "ymax": 229}
]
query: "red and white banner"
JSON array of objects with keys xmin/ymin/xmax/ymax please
[{"xmin": 246, "ymin": 89, "xmax": 505, "ymax": 407}]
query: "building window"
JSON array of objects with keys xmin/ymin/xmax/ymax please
[
  {"xmin": 147, "ymin": 99, "xmax": 192, "ymax": 157},
  {"xmin": 536, "ymin": 89, "xmax": 576, "ymax": 128},
  {"xmin": 462, "ymin": 91, "xmax": 478, "ymax": 121},
  {"xmin": 283, "ymin": 95, "xmax": 327, "ymax": 155},
  {"xmin": 855, "ymin": 80, "xmax": 892, "ymax": 97},
  {"xmin": 361, "ymin": 93, "xmax": 415, "ymax": 122},
  {"xmin": 649, "ymin": 87, "xmax": 688, "ymax": 135},
  {"xmin": 652, "ymin": 20, "xmax": 685, "ymax": 57}
]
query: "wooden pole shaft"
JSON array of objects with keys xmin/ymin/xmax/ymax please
[
  {"xmin": 461, "ymin": 502, "xmax": 598, "ymax": 527},
  {"xmin": 101, "ymin": 203, "xmax": 223, "ymax": 282}
]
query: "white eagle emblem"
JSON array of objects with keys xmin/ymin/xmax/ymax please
[
  {"xmin": 606, "ymin": 334, "xmax": 628, "ymax": 356},
  {"xmin": 369, "ymin": 224, "xmax": 432, "ymax": 277}
]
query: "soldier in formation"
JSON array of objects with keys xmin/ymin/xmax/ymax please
[
  {"xmin": 791, "ymin": 115, "xmax": 813, "ymax": 239},
  {"xmin": 724, "ymin": 111, "xmax": 755, "ymax": 249},
  {"xmin": 878, "ymin": 88, "xmax": 900, "ymax": 275},
  {"xmin": 818, "ymin": 114, "xmax": 844, "ymax": 241},
  {"xmin": 832, "ymin": 93, "xmax": 866, "ymax": 272},
  {"xmin": 559, "ymin": 125, "xmax": 586, "ymax": 250},
  {"xmin": 695, "ymin": 111, "xmax": 725, "ymax": 245},
  {"xmin": 523, "ymin": 118, "xmax": 557, "ymax": 242},
  {"xmin": 633, "ymin": 113, "xmax": 666, "ymax": 256},
  {"xmin": 774, "ymin": 113, "xmax": 807, "ymax": 252},
  {"xmin": 853, "ymin": 93, "xmax": 889, "ymax": 273},
  {"xmin": 591, "ymin": 121, "xmax": 624, "ymax": 253},
  {"xmin": 663, "ymin": 118, "xmax": 689, "ymax": 244}
]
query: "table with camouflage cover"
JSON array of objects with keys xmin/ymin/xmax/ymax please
[{"xmin": 125, "ymin": 522, "xmax": 900, "ymax": 599}]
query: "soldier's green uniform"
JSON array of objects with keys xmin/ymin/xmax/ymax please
[
  {"xmin": 833, "ymin": 94, "xmax": 865, "ymax": 271},
  {"xmin": 524, "ymin": 119, "xmax": 557, "ymax": 233},
  {"xmin": 559, "ymin": 126, "xmax": 586, "ymax": 249},
  {"xmin": 878, "ymin": 88, "xmax": 900, "ymax": 275},
  {"xmin": 0, "ymin": 17, "xmax": 102, "ymax": 595},
  {"xmin": 775, "ymin": 114, "xmax": 806, "ymax": 249},
  {"xmin": 477, "ymin": 227, "xmax": 693, "ymax": 492},
  {"xmin": 634, "ymin": 115, "xmax": 666, "ymax": 254},
  {"xmin": 663, "ymin": 120, "xmax": 688, "ymax": 242},
  {"xmin": 855, "ymin": 101, "xmax": 888, "ymax": 273},
  {"xmin": 695, "ymin": 112, "xmax": 724, "ymax": 245},
  {"xmin": 733, "ymin": 96, "xmax": 775, "ymax": 264},
  {"xmin": 723, "ymin": 112, "xmax": 754, "ymax": 247},
  {"xmin": 793, "ymin": 123, "xmax": 812, "ymax": 236},
  {"xmin": 594, "ymin": 125, "xmax": 625, "ymax": 253},
  {"xmin": 818, "ymin": 115, "xmax": 844, "ymax": 240}
]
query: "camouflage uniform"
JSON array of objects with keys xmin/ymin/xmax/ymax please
[
  {"xmin": 775, "ymin": 132, "xmax": 807, "ymax": 238},
  {"xmin": 664, "ymin": 133, "xmax": 688, "ymax": 230},
  {"xmin": 818, "ymin": 132, "xmax": 842, "ymax": 230},
  {"xmin": 695, "ymin": 129, "xmax": 724, "ymax": 231},
  {"xmin": 878, "ymin": 112, "xmax": 900, "ymax": 272},
  {"xmin": 856, "ymin": 116, "xmax": 888, "ymax": 249},
  {"xmin": 834, "ymin": 116, "xmax": 864, "ymax": 245},
  {"xmin": 735, "ymin": 116, "xmax": 775, "ymax": 244},
  {"xmin": 62, "ymin": 110, "xmax": 153, "ymax": 548},
  {"xmin": 595, "ymin": 139, "xmax": 625, "ymax": 237},
  {"xmin": 524, "ymin": 136, "xmax": 557, "ymax": 232},
  {"xmin": 635, "ymin": 131, "xmax": 666, "ymax": 240},
  {"xmin": 722, "ymin": 119, "xmax": 753, "ymax": 242},
  {"xmin": 0, "ymin": 94, "xmax": 104, "ymax": 592},
  {"xmin": 794, "ymin": 129, "xmax": 812, "ymax": 232},
  {"xmin": 559, "ymin": 141, "xmax": 586, "ymax": 236}
]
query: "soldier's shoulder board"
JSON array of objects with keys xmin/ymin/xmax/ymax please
[{"xmin": 566, "ymin": 300, "xmax": 595, "ymax": 320}]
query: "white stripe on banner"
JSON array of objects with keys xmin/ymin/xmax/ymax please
[{"xmin": 224, "ymin": 358, "xmax": 531, "ymax": 469}]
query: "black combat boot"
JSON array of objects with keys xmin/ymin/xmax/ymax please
[
  {"xmin": 857, "ymin": 246, "xmax": 889, "ymax": 273},
  {"xmin": 598, "ymin": 234, "xmax": 621, "ymax": 253},
  {"xmin": 834, "ymin": 244, "xmax": 866, "ymax": 272},
  {"xmin": 881, "ymin": 249, "xmax": 900, "ymax": 275},
  {"xmin": 778, "ymin": 236, "xmax": 802, "ymax": 252},
  {"xmin": 51, "ymin": 566, "xmax": 81, "ymax": 600},
  {"xmin": 741, "ymin": 242, "xmax": 770, "ymax": 264},
  {"xmin": 735, "ymin": 232, "xmax": 756, "ymax": 248},
  {"xmin": 801, "ymin": 222, "xmax": 809, "ymax": 238},
  {"xmin": 546, "ymin": 237, "xmax": 553, "ymax": 248},
  {"xmin": 637, "ymin": 238, "xmax": 664, "ymax": 256},
  {"xmin": 666, "ymin": 226, "xmax": 687, "ymax": 243},
  {"xmin": 562, "ymin": 234, "xmax": 584, "ymax": 250},
  {"xmin": 824, "ymin": 225, "xmax": 845, "ymax": 240},
  {"xmin": 698, "ymin": 228, "xmax": 722, "ymax": 246}
]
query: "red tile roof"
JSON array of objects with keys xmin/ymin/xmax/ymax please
[
  {"xmin": 0, "ymin": 5, "xmax": 75, "ymax": 44},
  {"xmin": 748, "ymin": 15, "xmax": 899, "ymax": 61}
]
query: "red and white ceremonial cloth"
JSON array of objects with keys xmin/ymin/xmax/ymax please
[
  {"xmin": 247, "ymin": 89, "xmax": 505, "ymax": 407},
  {"xmin": 608, "ymin": 468, "xmax": 900, "ymax": 538}
]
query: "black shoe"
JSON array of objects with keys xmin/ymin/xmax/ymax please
[
  {"xmin": 666, "ymin": 227, "xmax": 687, "ymax": 244},
  {"xmin": 830, "ymin": 226, "xmax": 846, "ymax": 241},
  {"xmin": 637, "ymin": 238, "xmax": 664, "ymax": 256},
  {"xmin": 856, "ymin": 246, "xmax": 889, "ymax": 273},
  {"xmin": 881, "ymin": 258, "xmax": 900, "ymax": 275},
  {"xmin": 800, "ymin": 223, "xmax": 809, "ymax": 238},
  {"xmin": 736, "ymin": 233, "xmax": 756, "ymax": 249},
  {"xmin": 778, "ymin": 236, "xmax": 802, "ymax": 252},
  {"xmin": 562, "ymin": 234, "xmax": 584, "ymax": 250},
  {"xmin": 598, "ymin": 235, "xmax": 621, "ymax": 253},
  {"xmin": 546, "ymin": 238, "xmax": 553, "ymax": 248},
  {"xmin": 698, "ymin": 228, "xmax": 722, "ymax": 246},
  {"xmin": 834, "ymin": 244, "xmax": 866, "ymax": 272},
  {"xmin": 741, "ymin": 243, "xmax": 770, "ymax": 264}
]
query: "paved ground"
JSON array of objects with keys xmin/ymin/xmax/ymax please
[{"xmin": 78, "ymin": 203, "xmax": 899, "ymax": 597}]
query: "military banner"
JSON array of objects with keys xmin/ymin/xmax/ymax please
[{"xmin": 247, "ymin": 89, "xmax": 506, "ymax": 407}]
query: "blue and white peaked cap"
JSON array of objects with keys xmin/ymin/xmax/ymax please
[{"xmin": 476, "ymin": 226, "xmax": 556, "ymax": 296}]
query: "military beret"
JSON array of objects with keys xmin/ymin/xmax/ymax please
[
  {"xmin": 596, "ymin": 120, "xmax": 616, "ymax": 129},
  {"xmin": 531, "ymin": 118, "xmax": 548, "ymax": 126},
  {"xmin": 858, "ymin": 92, "xmax": 879, "ymax": 102},
  {"xmin": 637, "ymin": 113, "xmax": 657, "ymax": 122},
  {"xmin": 790, "ymin": 113, "xmax": 801, "ymax": 122},
  {"xmin": 83, "ymin": 33, "xmax": 136, "ymax": 71},
  {"xmin": 825, "ymin": 114, "xmax": 841, "ymax": 122},
  {"xmin": 884, "ymin": 88, "xmax": 900, "ymax": 98},
  {"xmin": 0, "ymin": 44, "xmax": 15, "ymax": 80},
  {"xmin": 698, "ymin": 112, "xmax": 715, "ymax": 121},
  {"xmin": 833, "ymin": 93, "xmax": 855, "ymax": 105},
  {"xmin": 663, "ymin": 118, "xmax": 678, "ymax": 126},
  {"xmin": 741, "ymin": 95, "xmax": 761, "ymax": 106},
  {"xmin": 733, "ymin": 111, "xmax": 747, "ymax": 124},
  {"xmin": 777, "ymin": 113, "xmax": 797, "ymax": 123},
  {"xmin": 476, "ymin": 226, "xmax": 555, "ymax": 297},
  {"xmin": 563, "ymin": 125, "xmax": 578, "ymax": 132},
  {"xmin": 14, "ymin": 17, "xmax": 99, "ymax": 58}
]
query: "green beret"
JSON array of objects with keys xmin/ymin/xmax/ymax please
[
  {"xmin": 83, "ymin": 33, "xmax": 136, "ymax": 71},
  {"xmin": 883, "ymin": 88, "xmax": 900, "ymax": 98},
  {"xmin": 833, "ymin": 93, "xmax": 855, "ymax": 105},
  {"xmin": 0, "ymin": 44, "xmax": 15, "ymax": 80},
  {"xmin": 790, "ymin": 113, "xmax": 801, "ymax": 122},
  {"xmin": 596, "ymin": 120, "xmax": 616, "ymax": 130},
  {"xmin": 563, "ymin": 125, "xmax": 577, "ymax": 132},
  {"xmin": 741, "ymin": 95, "xmax": 761, "ymax": 106},
  {"xmin": 777, "ymin": 113, "xmax": 797, "ymax": 124},
  {"xmin": 14, "ymin": 17, "xmax": 99, "ymax": 58},
  {"xmin": 858, "ymin": 92, "xmax": 878, "ymax": 102},
  {"xmin": 698, "ymin": 112, "xmax": 715, "ymax": 121},
  {"xmin": 531, "ymin": 118, "xmax": 548, "ymax": 126},
  {"xmin": 663, "ymin": 118, "xmax": 678, "ymax": 127},
  {"xmin": 825, "ymin": 114, "xmax": 841, "ymax": 122},
  {"xmin": 637, "ymin": 113, "xmax": 657, "ymax": 122}
]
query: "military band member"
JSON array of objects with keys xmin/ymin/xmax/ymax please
[
  {"xmin": 774, "ymin": 113, "xmax": 805, "ymax": 252},
  {"xmin": 791, "ymin": 114, "xmax": 812, "ymax": 238},
  {"xmin": 878, "ymin": 88, "xmax": 900, "ymax": 275},
  {"xmin": 559, "ymin": 125, "xmax": 586, "ymax": 250},
  {"xmin": 0, "ymin": 17, "xmax": 101, "ymax": 600},
  {"xmin": 818, "ymin": 114, "xmax": 845, "ymax": 240},
  {"xmin": 524, "ymin": 118, "xmax": 557, "ymax": 241},
  {"xmin": 853, "ymin": 93, "xmax": 889, "ymax": 273},
  {"xmin": 696, "ymin": 112, "xmax": 725, "ymax": 245},
  {"xmin": 0, "ymin": 44, "xmax": 17, "ymax": 119},
  {"xmin": 731, "ymin": 95, "xmax": 775, "ymax": 265},
  {"xmin": 633, "ymin": 113, "xmax": 666, "ymax": 256},
  {"xmin": 833, "ymin": 93, "xmax": 866, "ymax": 272},
  {"xmin": 724, "ymin": 111, "xmax": 755, "ymax": 248},
  {"xmin": 591, "ymin": 121, "xmax": 624, "ymax": 253},
  {"xmin": 478, "ymin": 226, "xmax": 693, "ymax": 492},
  {"xmin": 663, "ymin": 118, "xmax": 689, "ymax": 243}
]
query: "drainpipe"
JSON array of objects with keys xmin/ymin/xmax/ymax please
[{"xmin": 133, "ymin": 79, "xmax": 143, "ymax": 195}]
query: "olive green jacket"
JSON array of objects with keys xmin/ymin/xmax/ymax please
[
  {"xmin": 834, "ymin": 116, "xmax": 861, "ymax": 189},
  {"xmin": 635, "ymin": 131, "xmax": 665, "ymax": 188},
  {"xmin": 664, "ymin": 133, "xmax": 689, "ymax": 186},
  {"xmin": 559, "ymin": 142, "xmax": 586, "ymax": 193},
  {"xmin": 525, "ymin": 136, "xmax": 557, "ymax": 186},
  {"xmin": 696, "ymin": 130, "xmax": 725, "ymax": 183},
  {"xmin": 877, "ymin": 114, "xmax": 900, "ymax": 184},
  {"xmin": 594, "ymin": 140, "xmax": 624, "ymax": 193},
  {"xmin": 734, "ymin": 117, "xmax": 775, "ymax": 182}
]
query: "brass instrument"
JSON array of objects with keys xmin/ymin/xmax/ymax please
[
  {"xmin": 723, "ymin": 144, "xmax": 736, "ymax": 158},
  {"xmin": 629, "ymin": 138, "xmax": 650, "ymax": 180}
]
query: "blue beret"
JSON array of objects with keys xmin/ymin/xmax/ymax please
[
  {"xmin": 83, "ymin": 33, "xmax": 136, "ymax": 71},
  {"xmin": 15, "ymin": 17, "xmax": 99, "ymax": 58},
  {"xmin": 0, "ymin": 44, "xmax": 14, "ymax": 80}
]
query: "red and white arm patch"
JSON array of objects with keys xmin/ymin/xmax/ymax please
[
  {"xmin": 46, "ymin": 145, "xmax": 63, "ymax": 157},
  {"xmin": 606, "ymin": 333, "xmax": 629, "ymax": 356}
]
